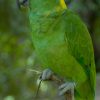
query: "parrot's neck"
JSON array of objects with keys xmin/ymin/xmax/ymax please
[
  {"xmin": 31, "ymin": 0, "xmax": 67, "ymax": 15},
  {"xmin": 56, "ymin": 0, "xmax": 67, "ymax": 10},
  {"xmin": 60, "ymin": 0, "xmax": 67, "ymax": 9}
]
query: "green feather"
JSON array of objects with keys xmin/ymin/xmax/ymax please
[{"xmin": 29, "ymin": 0, "xmax": 96, "ymax": 99}]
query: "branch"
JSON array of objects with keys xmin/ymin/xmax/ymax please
[
  {"xmin": 28, "ymin": 69, "xmax": 74, "ymax": 100},
  {"xmin": 49, "ymin": 74, "xmax": 74, "ymax": 100}
]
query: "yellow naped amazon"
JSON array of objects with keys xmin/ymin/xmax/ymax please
[{"xmin": 19, "ymin": 0, "xmax": 96, "ymax": 99}]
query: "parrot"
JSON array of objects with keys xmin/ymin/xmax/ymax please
[{"xmin": 19, "ymin": 0, "xmax": 96, "ymax": 99}]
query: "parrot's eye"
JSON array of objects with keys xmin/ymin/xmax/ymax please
[{"xmin": 17, "ymin": 0, "xmax": 29, "ymax": 9}]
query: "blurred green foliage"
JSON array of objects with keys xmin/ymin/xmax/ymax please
[{"xmin": 0, "ymin": 0, "xmax": 100, "ymax": 100}]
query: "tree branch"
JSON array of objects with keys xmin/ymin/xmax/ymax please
[
  {"xmin": 29, "ymin": 69, "xmax": 74, "ymax": 100},
  {"xmin": 49, "ymin": 74, "xmax": 73, "ymax": 100}
]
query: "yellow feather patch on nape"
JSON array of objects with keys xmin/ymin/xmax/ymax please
[{"xmin": 60, "ymin": 0, "xmax": 67, "ymax": 9}]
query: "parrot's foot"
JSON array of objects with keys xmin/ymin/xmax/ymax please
[
  {"xmin": 40, "ymin": 69, "xmax": 53, "ymax": 81},
  {"xmin": 58, "ymin": 82, "xmax": 76, "ymax": 96}
]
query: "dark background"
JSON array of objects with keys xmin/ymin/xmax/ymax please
[{"xmin": 0, "ymin": 0, "xmax": 100, "ymax": 100}]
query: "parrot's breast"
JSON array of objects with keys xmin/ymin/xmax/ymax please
[{"xmin": 30, "ymin": 12, "xmax": 60, "ymax": 35}]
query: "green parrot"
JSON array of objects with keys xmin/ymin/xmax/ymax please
[{"xmin": 19, "ymin": 0, "xmax": 96, "ymax": 99}]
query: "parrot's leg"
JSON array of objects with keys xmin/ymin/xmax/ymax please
[
  {"xmin": 58, "ymin": 82, "xmax": 76, "ymax": 100},
  {"xmin": 40, "ymin": 68, "xmax": 54, "ymax": 81}
]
